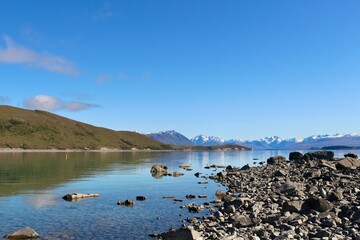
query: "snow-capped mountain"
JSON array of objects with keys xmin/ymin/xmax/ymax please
[
  {"xmin": 191, "ymin": 135, "xmax": 225, "ymax": 146},
  {"xmin": 146, "ymin": 130, "xmax": 193, "ymax": 146},
  {"xmin": 145, "ymin": 131, "xmax": 360, "ymax": 149}
]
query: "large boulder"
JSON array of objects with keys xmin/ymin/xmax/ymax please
[
  {"xmin": 282, "ymin": 200, "xmax": 305, "ymax": 213},
  {"xmin": 303, "ymin": 151, "xmax": 334, "ymax": 161},
  {"xmin": 230, "ymin": 214, "xmax": 257, "ymax": 227},
  {"xmin": 267, "ymin": 156, "xmax": 286, "ymax": 165},
  {"xmin": 150, "ymin": 164, "xmax": 168, "ymax": 178},
  {"xmin": 289, "ymin": 152, "xmax": 303, "ymax": 161},
  {"xmin": 160, "ymin": 226, "xmax": 202, "ymax": 240},
  {"xmin": 4, "ymin": 227, "xmax": 40, "ymax": 239},
  {"xmin": 336, "ymin": 157, "xmax": 360, "ymax": 170}
]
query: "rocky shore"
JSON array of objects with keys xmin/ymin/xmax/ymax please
[{"xmin": 161, "ymin": 151, "xmax": 360, "ymax": 240}]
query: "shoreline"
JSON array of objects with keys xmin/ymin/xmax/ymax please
[{"xmin": 160, "ymin": 150, "xmax": 360, "ymax": 239}]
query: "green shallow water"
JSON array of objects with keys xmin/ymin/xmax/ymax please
[{"xmin": 0, "ymin": 150, "xmax": 358, "ymax": 239}]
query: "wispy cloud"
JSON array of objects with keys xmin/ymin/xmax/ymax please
[
  {"xmin": 93, "ymin": 1, "xmax": 115, "ymax": 21},
  {"xmin": 119, "ymin": 71, "xmax": 151, "ymax": 81},
  {"xmin": 96, "ymin": 74, "xmax": 113, "ymax": 84},
  {"xmin": 0, "ymin": 35, "xmax": 79, "ymax": 75},
  {"xmin": 24, "ymin": 94, "xmax": 99, "ymax": 112},
  {"xmin": 0, "ymin": 96, "xmax": 10, "ymax": 103}
]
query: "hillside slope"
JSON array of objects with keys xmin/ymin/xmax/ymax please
[{"xmin": 0, "ymin": 105, "xmax": 170, "ymax": 150}]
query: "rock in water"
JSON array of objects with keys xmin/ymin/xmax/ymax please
[
  {"xmin": 150, "ymin": 164, "xmax": 168, "ymax": 178},
  {"xmin": 4, "ymin": 227, "xmax": 40, "ymax": 239},
  {"xmin": 344, "ymin": 153, "xmax": 358, "ymax": 159},
  {"xmin": 160, "ymin": 226, "xmax": 202, "ymax": 240},
  {"xmin": 62, "ymin": 193, "xmax": 100, "ymax": 201}
]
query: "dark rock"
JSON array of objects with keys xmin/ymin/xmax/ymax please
[
  {"xmin": 289, "ymin": 152, "xmax": 303, "ymax": 161},
  {"xmin": 274, "ymin": 170, "xmax": 287, "ymax": 177},
  {"xmin": 62, "ymin": 193, "xmax": 100, "ymax": 201},
  {"xmin": 172, "ymin": 172, "xmax": 184, "ymax": 177},
  {"xmin": 117, "ymin": 199, "xmax": 135, "ymax": 206},
  {"xmin": 215, "ymin": 189, "xmax": 226, "ymax": 198},
  {"xmin": 194, "ymin": 172, "xmax": 201, "ymax": 177},
  {"xmin": 4, "ymin": 227, "xmax": 40, "ymax": 239},
  {"xmin": 198, "ymin": 195, "xmax": 207, "ymax": 198},
  {"xmin": 267, "ymin": 156, "xmax": 286, "ymax": 165},
  {"xmin": 303, "ymin": 151, "xmax": 334, "ymax": 161},
  {"xmin": 240, "ymin": 164, "xmax": 251, "ymax": 170},
  {"xmin": 305, "ymin": 197, "xmax": 332, "ymax": 212},
  {"xmin": 344, "ymin": 153, "xmax": 358, "ymax": 159},
  {"xmin": 136, "ymin": 196, "xmax": 147, "ymax": 201},
  {"xmin": 186, "ymin": 194, "xmax": 196, "ymax": 199},
  {"xmin": 282, "ymin": 200, "xmax": 305, "ymax": 213}
]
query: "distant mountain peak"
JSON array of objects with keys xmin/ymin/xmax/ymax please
[{"xmin": 146, "ymin": 130, "xmax": 193, "ymax": 146}]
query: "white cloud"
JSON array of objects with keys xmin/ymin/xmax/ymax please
[
  {"xmin": 24, "ymin": 95, "xmax": 61, "ymax": 111},
  {"xmin": 0, "ymin": 35, "xmax": 79, "ymax": 75},
  {"xmin": 24, "ymin": 94, "xmax": 99, "ymax": 112}
]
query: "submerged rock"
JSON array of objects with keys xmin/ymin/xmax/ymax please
[
  {"xmin": 62, "ymin": 193, "xmax": 100, "ymax": 201},
  {"xmin": 117, "ymin": 199, "xmax": 135, "ymax": 206},
  {"xmin": 4, "ymin": 227, "xmax": 40, "ymax": 239}
]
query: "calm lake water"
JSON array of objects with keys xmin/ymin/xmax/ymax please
[{"xmin": 0, "ymin": 150, "xmax": 359, "ymax": 239}]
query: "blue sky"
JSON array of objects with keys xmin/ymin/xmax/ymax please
[{"xmin": 0, "ymin": 0, "xmax": 359, "ymax": 140}]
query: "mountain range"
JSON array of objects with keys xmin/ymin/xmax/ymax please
[{"xmin": 146, "ymin": 131, "xmax": 360, "ymax": 150}]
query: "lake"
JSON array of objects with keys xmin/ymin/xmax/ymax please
[{"xmin": 0, "ymin": 150, "xmax": 358, "ymax": 239}]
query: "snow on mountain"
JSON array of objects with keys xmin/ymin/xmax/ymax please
[
  {"xmin": 191, "ymin": 133, "xmax": 360, "ymax": 149},
  {"xmin": 191, "ymin": 135, "xmax": 225, "ymax": 146},
  {"xmin": 146, "ymin": 130, "xmax": 193, "ymax": 146}
]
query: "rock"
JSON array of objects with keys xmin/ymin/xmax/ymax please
[
  {"xmin": 163, "ymin": 196, "xmax": 174, "ymax": 199},
  {"xmin": 289, "ymin": 152, "xmax": 303, "ymax": 161},
  {"xmin": 4, "ymin": 227, "xmax": 40, "ymax": 239},
  {"xmin": 198, "ymin": 195, "xmax": 207, "ymax": 198},
  {"xmin": 117, "ymin": 199, "xmax": 135, "ymax": 206},
  {"xmin": 188, "ymin": 205, "xmax": 203, "ymax": 213},
  {"xmin": 282, "ymin": 200, "xmax": 305, "ymax": 213},
  {"xmin": 172, "ymin": 171, "xmax": 185, "ymax": 177},
  {"xmin": 344, "ymin": 153, "xmax": 358, "ymax": 159},
  {"xmin": 267, "ymin": 156, "xmax": 286, "ymax": 165},
  {"xmin": 150, "ymin": 164, "xmax": 168, "ymax": 178},
  {"xmin": 230, "ymin": 214, "xmax": 257, "ymax": 227},
  {"xmin": 336, "ymin": 157, "xmax": 360, "ymax": 169},
  {"xmin": 303, "ymin": 151, "xmax": 334, "ymax": 161},
  {"xmin": 160, "ymin": 226, "xmax": 202, "ymax": 240},
  {"xmin": 136, "ymin": 196, "xmax": 147, "ymax": 201},
  {"xmin": 179, "ymin": 164, "xmax": 191, "ymax": 169},
  {"xmin": 194, "ymin": 172, "xmax": 201, "ymax": 177},
  {"xmin": 305, "ymin": 197, "xmax": 332, "ymax": 212},
  {"xmin": 215, "ymin": 189, "xmax": 226, "ymax": 198},
  {"xmin": 240, "ymin": 164, "xmax": 251, "ymax": 170},
  {"xmin": 274, "ymin": 170, "xmax": 287, "ymax": 177},
  {"xmin": 197, "ymin": 182, "xmax": 208, "ymax": 184},
  {"xmin": 186, "ymin": 194, "xmax": 196, "ymax": 199},
  {"xmin": 62, "ymin": 193, "xmax": 100, "ymax": 201}
]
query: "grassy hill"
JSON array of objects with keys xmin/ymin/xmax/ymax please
[{"xmin": 0, "ymin": 105, "xmax": 171, "ymax": 150}]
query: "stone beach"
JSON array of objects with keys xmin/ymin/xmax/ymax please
[{"xmin": 161, "ymin": 151, "xmax": 360, "ymax": 240}]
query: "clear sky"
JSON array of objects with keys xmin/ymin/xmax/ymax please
[{"xmin": 0, "ymin": 0, "xmax": 359, "ymax": 140}]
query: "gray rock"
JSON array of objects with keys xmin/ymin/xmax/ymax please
[
  {"xmin": 150, "ymin": 164, "xmax": 168, "ymax": 178},
  {"xmin": 230, "ymin": 214, "xmax": 256, "ymax": 227},
  {"xmin": 160, "ymin": 226, "xmax": 202, "ymax": 240},
  {"xmin": 117, "ymin": 199, "xmax": 135, "ymax": 206},
  {"xmin": 267, "ymin": 156, "xmax": 286, "ymax": 165},
  {"xmin": 336, "ymin": 157, "xmax": 360, "ymax": 169},
  {"xmin": 4, "ymin": 227, "xmax": 40, "ymax": 239},
  {"xmin": 282, "ymin": 200, "xmax": 305, "ymax": 213},
  {"xmin": 303, "ymin": 151, "xmax": 334, "ymax": 161}
]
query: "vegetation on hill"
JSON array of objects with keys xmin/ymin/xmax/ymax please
[{"xmin": 0, "ymin": 105, "xmax": 171, "ymax": 150}]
